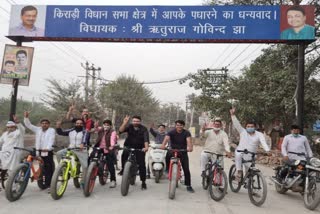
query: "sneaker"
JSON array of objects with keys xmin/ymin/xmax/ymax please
[
  {"xmin": 186, "ymin": 186, "xmax": 195, "ymax": 193},
  {"xmin": 146, "ymin": 174, "xmax": 151, "ymax": 179},
  {"xmin": 109, "ymin": 181, "xmax": 116, "ymax": 188},
  {"xmin": 118, "ymin": 169, "xmax": 123, "ymax": 176},
  {"xmin": 141, "ymin": 182, "xmax": 147, "ymax": 190}
]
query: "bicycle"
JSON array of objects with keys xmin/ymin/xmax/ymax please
[
  {"xmin": 167, "ymin": 148, "xmax": 187, "ymax": 200},
  {"xmin": 202, "ymin": 151, "xmax": 228, "ymax": 201},
  {"xmin": 83, "ymin": 147, "xmax": 109, "ymax": 197},
  {"xmin": 228, "ymin": 149, "xmax": 268, "ymax": 206},
  {"xmin": 5, "ymin": 147, "xmax": 48, "ymax": 202},
  {"xmin": 50, "ymin": 147, "xmax": 85, "ymax": 200},
  {"xmin": 120, "ymin": 147, "xmax": 144, "ymax": 196}
]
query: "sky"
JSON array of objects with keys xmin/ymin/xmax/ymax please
[{"xmin": 0, "ymin": 0, "xmax": 269, "ymax": 107}]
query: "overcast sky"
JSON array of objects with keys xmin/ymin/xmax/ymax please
[{"xmin": 0, "ymin": 0, "xmax": 268, "ymax": 107}]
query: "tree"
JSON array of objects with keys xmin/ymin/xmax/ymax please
[{"xmin": 97, "ymin": 75, "xmax": 159, "ymax": 127}]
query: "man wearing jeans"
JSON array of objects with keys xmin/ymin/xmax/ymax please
[{"xmin": 161, "ymin": 120, "xmax": 195, "ymax": 193}]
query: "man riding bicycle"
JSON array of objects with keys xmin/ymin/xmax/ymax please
[
  {"xmin": 56, "ymin": 119, "xmax": 89, "ymax": 187},
  {"xmin": 93, "ymin": 119, "xmax": 117, "ymax": 188},
  {"xmin": 230, "ymin": 108, "xmax": 270, "ymax": 181},
  {"xmin": 200, "ymin": 118, "xmax": 231, "ymax": 177},
  {"xmin": 119, "ymin": 115, "xmax": 149, "ymax": 190},
  {"xmin": 24, "ymin": 111, "xmax": 55, "ymax": 192},
  {"xmin": 161, "ymin": 120, "xmax": 195, "ymax": 193}
]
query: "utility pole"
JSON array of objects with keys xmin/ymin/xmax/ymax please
[
  {"xmin": 81, "ymin": 62, "xmax": 101, "ymax": 102},
  {"xmin": 185, "ymin": 99, "xmax": 189, "ymax": 127},
  {"xmin": 176, "ymin": 102, "xmax": 180, "ymax": 120}
]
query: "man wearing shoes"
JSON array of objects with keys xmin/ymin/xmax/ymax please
[{"xmin": 119, "ymin": 115, "xmax": 149, "ymax": 190}]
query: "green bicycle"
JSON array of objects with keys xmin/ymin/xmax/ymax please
[{"xmin": 50, "ymin": 148, "xmax": 84, "ymax": 200}]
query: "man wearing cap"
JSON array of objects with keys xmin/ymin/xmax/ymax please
[
  {"xmin": 24, "ymin": 111, "xmax": 55, "ymax": 191},
  {"xmin": 0, "ymin": 116, "xmax": 25, "ymax": 174}
]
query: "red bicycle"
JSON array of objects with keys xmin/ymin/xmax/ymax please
[{"xmin": 167, "ymin": 148, "xmax": 187, "ymax": 199}]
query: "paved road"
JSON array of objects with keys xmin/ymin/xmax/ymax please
[{"xmin": 1, "ymin": 145, "xmax": 319, "ymax": 214}]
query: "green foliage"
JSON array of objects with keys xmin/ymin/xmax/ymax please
[{"xmin": 97, "ymin": 75, "xmax": 159, "ymax": 127}]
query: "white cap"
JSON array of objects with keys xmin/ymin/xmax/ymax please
[{"xmin": 6, "ymin": 121, "xmax": 16, "ymax": 127}]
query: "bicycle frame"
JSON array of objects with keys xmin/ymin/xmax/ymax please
[
  {"xmin": 60, "ymin": 150, "xmax": 81, "ymax": 180},
  {"xmin": 168, "ymin": 151, "xmax": 182, "ymax": 182}
]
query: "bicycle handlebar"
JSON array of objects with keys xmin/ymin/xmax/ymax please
[
  {"xmin": 119, "ymin": 147, "xmax": 145, "ymax": 152},
  {"xmin": 14, "ymin": 147, "xmax": 51, "ymax": 153},
  {"xmin": 204, "ymin": 151, "xmax": 225, "ymax": 157}
]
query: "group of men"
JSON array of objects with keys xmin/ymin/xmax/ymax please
[{"xmin": 0, "ymin": 106, "xmax": 314, "ymax": 194}]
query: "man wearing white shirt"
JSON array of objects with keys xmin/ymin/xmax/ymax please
[
  {"xmin": 200, "ymin": 119, "xmax": 231, "ymax": 177},
  {"xmin": 230, "ymin": 108, "xmax": 270, "ymax": 180},
  {"xmin": 24, "ymin": 111, "xmax": 55, "ymax": 191}
]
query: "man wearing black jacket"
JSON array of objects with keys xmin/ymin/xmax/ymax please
[{"xmin": 119, "ymin": 115, "xmax": 149, "ymax": 190}]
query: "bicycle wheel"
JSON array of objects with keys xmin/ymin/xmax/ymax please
[
  {"xmin": 248, "ymin": 172, "xmax": 267, "ymax": 207},
  {"xmin": 5, "ymin": 164, "xmax": 30, "ymax": 202},
  {"xmin": 129, "ymin": 165, "xmax": 137, "ymax": 185},
  {"xmin": 121, "ymin": 161, "xmax": 132, "ymax": 196},
  {"xmin": 73, "ymin": 163, "xmax": 81, "ymax": 188},
  {"xmin": 37, "ymin": 163, "xmax": 47, "ymax": 190},
  {"xmin": 98, "ymin": 162, "xmax": 108, "ymax": 186},
  {"xmin": 50, "ymin": 162, "xmax": 69, "ymax": 200},
  {"xmin": 228, "ymin": 164, "xmax": 242, "ymax": 193},
  {"xmin": 83, "ymin": 162, "xmax": 98, "ymax": 197},
  {"xmin": 208, "ymin": 168, "xmax": 228, "ymax": 201},
  {"xmin": 304, "ymin": 176, "xmax": 320, "ymax": 210},
  {"xmin": 169, "ymin": 163, "xmax": 178, "ymax": 200}
]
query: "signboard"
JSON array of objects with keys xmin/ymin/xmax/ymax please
[
  {"xmin": 8, "ymin": 5, "xmax": 316, "ymax": 43},
  {"xmin": 0, "ymin": 44, "xmax": 34, "ymax": 86}
]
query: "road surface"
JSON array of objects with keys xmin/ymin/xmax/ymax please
[{"xmin": 1, "ymin": 145, "xmax": 319, "ymax": 214}]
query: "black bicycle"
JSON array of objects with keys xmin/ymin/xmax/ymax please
[
  {"xmin": 120, "ymin": 147, "xmax": 143, "ymax": 196},
  {"xmin": 83, "ymin": 147, "xmax": 109, "ymax": 197},
  {"xmin": 228, "ymin": 149, "xmax": 267, "ymax": 206},
  {"xmin": 202, "ymin": 151, "xmax": 228, "ymax": 201}
]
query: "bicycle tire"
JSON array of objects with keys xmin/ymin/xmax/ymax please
[
  {"xmin": 228, "ymin": 164, "xmax": 242, "ymax": 193},
  {"xmin": 5, "ymin": 164, "xmax": 30, "ymax": 202},
  {"xmin": 208, "ymin": 168, "xmax": 228, "ymax": 201},
  {"xmin": 83, "ymin": 162, "xmax": 98, "ymax": 197},
  {"xmin": 50, "ymin": 162, "xmax": 69, "ymax": 200},
  {"xmin": 121, "ymin": 161, "xmax": 132, "ymax": 196},
  {"xmin": 248, "ymin": 172, "xmax": 267, "ymax": 207},
  {"xmin": 98, "ymin": 162, "xmax": 108, "ymax": 186},
  {"xmin": 37, "ymin": 163, "xmax": 47, "ymax": 190},
  {"xmin": 169, "ymin": 163, "xmax": 178, "ymax": 200}
]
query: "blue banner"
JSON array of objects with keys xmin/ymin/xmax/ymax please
[{"xmin": 8, "ymin": 5, "xmax": 316, "ymax": 42}]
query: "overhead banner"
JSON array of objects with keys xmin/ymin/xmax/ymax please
[
  {"xmin": 8, "ymin": 5, "xmax": 316, "ymax": 43},
  {"xmin": 0, "ymin": 44, "xmax": 34, "ymax": 86}
]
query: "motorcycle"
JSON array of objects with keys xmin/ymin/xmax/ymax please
[
  {"xmin": 148, "ymin": 143, "xmax": 167, "ymax": 183},
  {"xmin": 271, "ymin": 151, "xmax": 320, "ymax": 210}
]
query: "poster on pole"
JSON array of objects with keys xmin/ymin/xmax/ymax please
[
  {"xmin": 7, "ymin": 5, "xmax": 316, "ymax": 43},
  {"xmin": 0, "ymin": 44, "xmax": 34, "ymax": 86}
]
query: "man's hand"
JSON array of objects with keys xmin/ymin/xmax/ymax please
[
  {"xmin": 201, "ymin": 124, "xmax": 206, "ymax": 133},
  {"xmin": 79, "ymin": 144, "xmax": 84, "ymax": 150},
  {"xmin": 24, "ymin": 111, "xmax": 29, "ymax": 118},
  {"xmin": 226, "ymin": 152, "xmax": 232, "ymax": 158},
  {"xmin": 160, "ymin": 144, "xmax": 166, "ymax": 150},
  {"xmin": 68, "ymin": 103, "xmax": 75, "ymax": 113},
  {"xmin": 123, "ymin": 115, "xmax": 130, "ymax": 124},
  {"xmin": 230, "ymin": 107, "xmax": 236, "ymax": 115},
  {"xmin": 142, "ymin": 146, "xmax": 149, "ymax": 152},
  {"xmin": 187, "ymin": 147, "xmax": 193, "ymax": 152},
  {"xmin": 150, "ymin": 122, "xmax": 155, "ymax": 129},
  {"xmin": 12, "ymin": 114, "xmax": 19, "ymax": 123},
  {"xmin": 283, "ymin": 156, "xmax": 289, "ymax": 162},
  {"xmin": 56, "ymin": 121, "xmax": 62, "ymax": 128}
]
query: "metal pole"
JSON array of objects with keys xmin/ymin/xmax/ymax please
[
  {"xmin": 9, "ymin": 38, "xmax": 22, "ymax": 120},
  {"xmin": 297, "ymin": 43, "xmax": 305, "ymax": 133},
  {"xmin": 85, "ymin": 61, "xmax": 89, "ymax": 103},
  {"xmin": 92, "ymin": 67, "xmax": 96, "ymax": 97}
]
